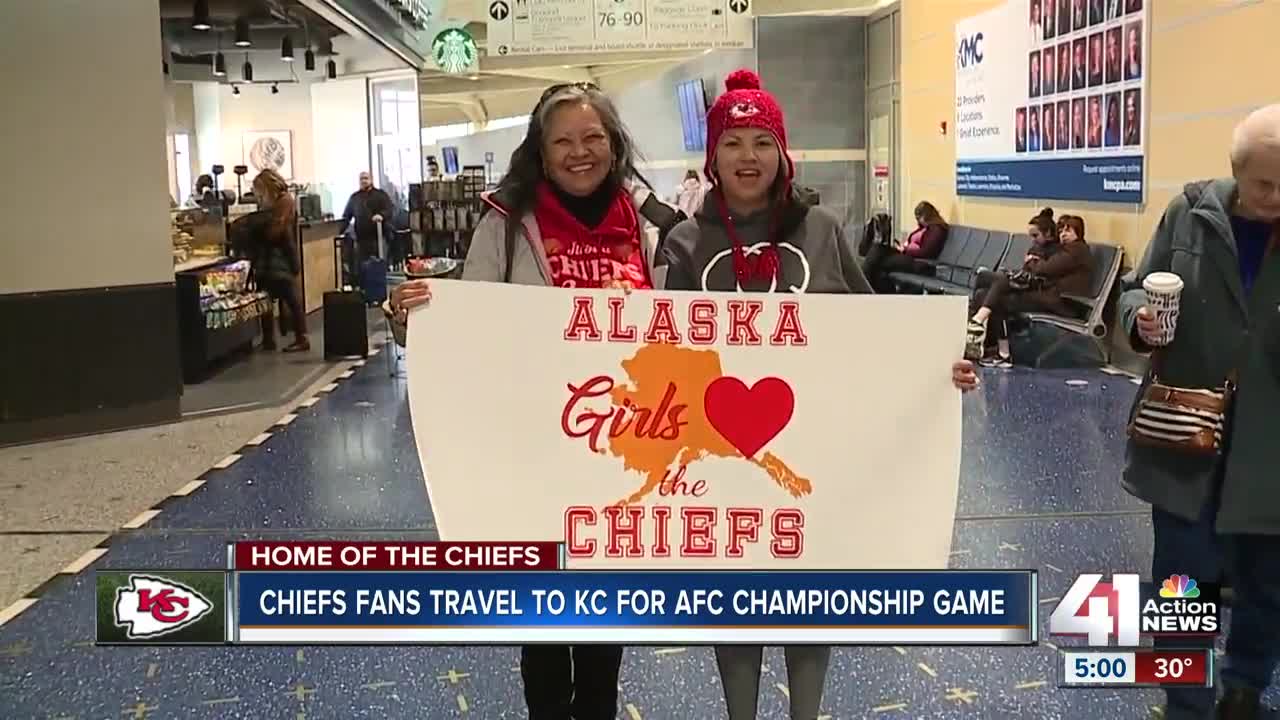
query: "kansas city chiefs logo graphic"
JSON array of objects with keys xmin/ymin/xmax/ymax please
[
  {"xmin": 113, "ymin": 575, "xmax": 213, "ymax": 639},
  {"xmin": 729, "ymin": 101, "xmax": 760, "ymax": 119}
]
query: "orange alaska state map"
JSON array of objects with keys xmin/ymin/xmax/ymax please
[{"xmin": 606, "ymin": 343, "xmax": 811, "ymax": 506}]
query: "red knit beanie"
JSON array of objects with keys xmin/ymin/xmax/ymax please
[{"xmin": 704, "ymin": 69, "xmax": 794, "ymax": 185}]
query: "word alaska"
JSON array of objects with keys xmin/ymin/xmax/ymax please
[{"xmin": 562, "ymin": 296, "xmax": 808, "ymax": 346}]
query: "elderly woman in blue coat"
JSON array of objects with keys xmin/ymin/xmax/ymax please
[{"xmin": 1119, "ymin": 103, "xmax": 1280, "ymax": 720}]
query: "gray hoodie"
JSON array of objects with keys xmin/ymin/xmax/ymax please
[{"xmin": 661, "ymin": 187, "xmax": 872, "ymax": 294}]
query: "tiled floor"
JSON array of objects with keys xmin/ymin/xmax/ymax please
[
  {"xmin": 1, "ymin": 359, "xmax": 1275, "ymax": 719},
  {"xmin": 180, "ymin": 309, "xmax": 385, "ymax": 418}
]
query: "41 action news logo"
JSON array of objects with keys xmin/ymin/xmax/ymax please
[{"xmin": 1048, "ymin": 573, "xmax": 1219, "ymax": 646}]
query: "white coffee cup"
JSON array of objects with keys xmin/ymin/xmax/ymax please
[{"xmin": 1143, "ymin": 272, "xmax": 1185, "ymax": 346}]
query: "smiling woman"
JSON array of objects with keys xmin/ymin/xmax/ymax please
[
  {"xmin": 385, "ymin": 79, "xmax": 686, "ymax": 720},
  {"xmin": 657, "ymin": 68, "xmax": 979, "ymax": 720}
]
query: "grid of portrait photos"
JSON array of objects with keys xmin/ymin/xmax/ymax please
[{"xmin": 1019, "ymin": 0, "xmax": 1144, "ymax": 155}]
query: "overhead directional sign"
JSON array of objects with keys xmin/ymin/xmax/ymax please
[{"xmin": 488, "ymin": 0, "xmax": 754, "ymax": 57}]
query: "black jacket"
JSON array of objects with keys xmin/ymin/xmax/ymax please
[
  {"xmin": 343, "ymin": 188, "xmax": 393, "ymax": 242},
  {"xmin": 230, "ymin": 210, "xmax": 298, "ymax": 283}
]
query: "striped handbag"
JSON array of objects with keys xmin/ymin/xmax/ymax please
[{"xmin": 1127, "ymin": 360, "xmax": 1235, "ymax": 457}]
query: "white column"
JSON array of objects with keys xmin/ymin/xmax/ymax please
[
  {"xmin": 311, "ymin": 77, "xmax": 371, "ymax": 215},
  {"xmin": 193, "ymin": 82, "xmax": 224, "ymax": 181},
  {"xmin": 0, "ymin": 0, "xmax": 171, "ymax": 293}
]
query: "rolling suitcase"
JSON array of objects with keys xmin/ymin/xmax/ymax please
[
  {"xmin": 323, "ymin": 236, "xmax": 369, "ymax": 359},
  {"xmin": 360, "ymin": 220, "xmax": 389, "ymax": 306}
]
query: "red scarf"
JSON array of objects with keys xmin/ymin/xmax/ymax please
[
  {"xmin": 534, "ymin": 183, "xmax": 651, "ymax": 289},
  {"xmin": 715, "ymin": 187, "xmax": 781, "ymax": 285}
]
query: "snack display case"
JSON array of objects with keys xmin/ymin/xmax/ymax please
[
  {"xmin": 171, "ymin": 206, "xmax": 228, "ymax": 271},
  {"xmin": 175, "ymin": 259, "xmax": 271, "ymax": 382}
]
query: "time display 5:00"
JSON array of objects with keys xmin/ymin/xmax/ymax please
[
  {"xmin": 1074, "ymin": 656, "xmax": 1128, "ymax": 679},
  {"xmin": 1062, "ymin": 651, "xmax": 1136, "ymax": 684},
  {"xmin": 1062, "ymin": 650, "xmax": 1209, "ymax": 687}
]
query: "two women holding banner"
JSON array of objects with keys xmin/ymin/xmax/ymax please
[{"xmin": 390, "ymin": 74, "xmax": 979, "ymax": 719}]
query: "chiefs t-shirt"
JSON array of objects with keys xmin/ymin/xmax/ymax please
[{"xmin": 534, "ymin": 184, "xmax": 652, "ymax": 290}]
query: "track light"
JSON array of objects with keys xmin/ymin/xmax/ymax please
[
  {"xmin": 304, "ymin": 48, "xmax": 315, "ymax": 71},
  {"xmin": 271, "ymin": 83, "xmax": 280, "ymax": 95},
  {"xmin": 192, "ymin": 0, "xmax": 211, "ymax": 31},
  {"xmin": 213, "ymin": 51, "xmax": 226, "ymax": 77},
  {"xmin": 232, "ymin": 85, "xmax": 241, "ymax": 97},
  {"xmin": 234, "ymin": 17, "xmax": 251, "ymax": 47},
  {"xmin": 326, "ymin": 59, "xmax": 337, "ymax": 80},
  {"xmin": 281, "ymin": 35, "xmax": 294, "ymax": 62},
  {"xmin": 242, "ymin": 55, "xmax": 253, "ymax": 82}
]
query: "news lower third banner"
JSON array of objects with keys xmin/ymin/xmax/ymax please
[{"xmin": 97, "ymin": 570, "xmax": 1037, "ymax": 645}]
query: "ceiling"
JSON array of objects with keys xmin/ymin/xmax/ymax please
[
  {"xmin": 161, "ymin": 0, "xmax": 406, "ymax": 84},
  {"xmin": 418, "ymin": 0, "xmax": 894, "ymax": 126},
  {"xmin": 159, "ymin": 0, "xmax": 894, "ymax": 122}
]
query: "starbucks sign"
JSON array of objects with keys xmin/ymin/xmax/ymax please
[{"xmin": 432, "ymin": 28, "xmax": 478, "ymax": 74}]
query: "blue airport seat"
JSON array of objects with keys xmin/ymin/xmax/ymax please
[{"xmin": 1011, "ymin": 243, "xmax": 1124, "ymax": 368}]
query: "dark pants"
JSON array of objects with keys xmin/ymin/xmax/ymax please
[
  {"xmin": 259, "ymin": 276, "xmax": 307, "ymax": 342},
  {"xmin": 1153, "ymin": 497, "xmax": 1280, "ymax": 717},
  {"xmin": 863, "ymin": 245, "xmax": 929, "ymax": 293},
  {"xmin": 716, "ymin": 645, "xmax": 830, "ymax": 720},
  {"xmin": 969, "ymin": 270, "xmax": 1068, "ymax": 346},
  {"xmin": 520, "ymin": 644, "xmax": 623, "ymax": 720}
]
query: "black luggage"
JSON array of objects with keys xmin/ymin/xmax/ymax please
[{"xmin": 324, "ymin": 236, "xmax": 369, "ymax": 359}]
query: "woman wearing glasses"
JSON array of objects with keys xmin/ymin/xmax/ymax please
[{"xmin": 387, "ymin": 82, "xmax": 680, "ymax": 720}]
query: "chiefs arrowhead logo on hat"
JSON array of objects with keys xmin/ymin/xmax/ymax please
[{"xmin": 729, "ymin": 101, "xmax": 760, "ymax": 119}]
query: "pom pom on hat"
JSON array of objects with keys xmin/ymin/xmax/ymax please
[{"xmin": 724, "ymin": 69, "xmax": 761, "ymax": 92}]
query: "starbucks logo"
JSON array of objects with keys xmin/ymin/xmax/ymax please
[{"xmin": 433, "ymin": 28, "xmax": 478, "ymax": 74}]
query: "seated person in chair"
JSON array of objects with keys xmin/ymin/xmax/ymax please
[
  {"xmin": 862, "ymin": 201, "xmax": 949, "ymax": 293},
  {"xmin": 965, "ymin": 209, "xmax": 1093, "ymax": 367}
]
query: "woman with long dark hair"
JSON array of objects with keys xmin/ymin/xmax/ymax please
[
  {"xmin": 965, "ymin": 210, "xmax": 1093, "ymax": 366},
  {"xmin": 862, "ymin": 200, "xmax": 949, "ymax": 293},
  {"xmin": 387, "ymin": 82, "xmax": 681, "ymax": 720},
  {"xmin": 231, "ymin": 169, "xmax": 308, "ymax": 352}
]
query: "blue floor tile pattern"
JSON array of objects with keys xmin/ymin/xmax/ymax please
[{"xmin": 3, "ymin": 360, "xmax": 1279, "ymax": 719}]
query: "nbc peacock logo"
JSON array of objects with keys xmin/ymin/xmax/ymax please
[{"xmin": 1159, "ymin": 574, "xmax": 1201, "ymax": 599}]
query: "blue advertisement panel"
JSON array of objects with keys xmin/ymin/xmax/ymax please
[
  {"xmin": 954, "ymin": 0, "xmax": 1149, "ymax": 203},
  {"xmin": 957, "ymin": 155, "xmax": 1143, "ymax": 203}
]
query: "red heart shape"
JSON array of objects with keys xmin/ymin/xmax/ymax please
[{"xmin": 703, "ymin": 376, "xmax": 795, "ymax": 459}]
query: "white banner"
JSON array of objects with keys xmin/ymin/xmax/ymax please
[
  {"xmin": 485, "ymin": 0, "xmax": 754, "ymax": 56},
  {"xmin": 407, "ymin": 282, "xmax": 966, "ymax": 569}
]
